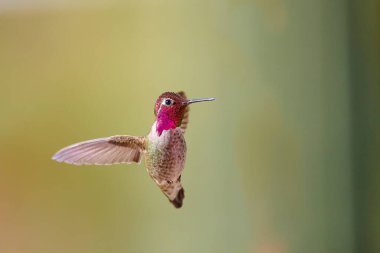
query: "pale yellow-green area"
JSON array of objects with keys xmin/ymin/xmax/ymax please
[{"xmin": 0, "ymin": 1, "xmax": 378, "ymax": 253}]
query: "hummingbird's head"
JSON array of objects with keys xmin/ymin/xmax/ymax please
[{"xmin": 154, "ymin": 91, "xmax": 215, "ymax": 136}]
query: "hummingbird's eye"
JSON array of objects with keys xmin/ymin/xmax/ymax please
[{"xmin": 163, "ymin": 99, "xmax": 173, "ymax": 106}]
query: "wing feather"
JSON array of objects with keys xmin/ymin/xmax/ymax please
[
  {"xmin": 178, "ymin": 91, "xmax": 190, "ymax": 133},
  {"xmin": 52, "ymin": 136, "xmax": 146, "ymax": 166}
]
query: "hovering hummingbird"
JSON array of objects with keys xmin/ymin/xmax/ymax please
[{"xmin": 52, "ymin": 91, "xmax": 215, "ymax": 208}]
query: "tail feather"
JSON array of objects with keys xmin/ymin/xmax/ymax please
[
  {"xmin": 158, "ymin": 179, "xmax": 185, "ymax": 208},
  {"xmin": 170, "ymin": 188, "xmax": 185, "ymax": 208}
]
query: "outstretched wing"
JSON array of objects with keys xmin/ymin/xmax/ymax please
[
  {"xmin": 178, "ymin": 91, "xmax": 189, "ymax": 133},
  {"xmin": 52, "ymin": 135, "xmax": 146, "ymax": 165}
]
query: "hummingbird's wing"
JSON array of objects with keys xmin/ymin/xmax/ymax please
[
  {"xmin": 52, "ymin": 135, "xmax": 146, "ymax": 165},
  {"xmin": 178, "ymin": 91, "xmax": 189, "ymax": 133}
]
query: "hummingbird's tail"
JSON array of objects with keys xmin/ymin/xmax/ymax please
[
  {"xmin": 158, "ymin": 179, "xmax": 185, "ymax": 208},
  {"xmin": 170, "ymin": 187, "xmax": 185, "ymax": 208}
]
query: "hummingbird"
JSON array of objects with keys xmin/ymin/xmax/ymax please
[{"xmin": 52, "ymin": 91, "xmax": 215, "ymax": 208}]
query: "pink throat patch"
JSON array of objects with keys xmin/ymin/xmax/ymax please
[{"xmin": 156, "ymin": 113, "xmax": 177, "ymax": 136}]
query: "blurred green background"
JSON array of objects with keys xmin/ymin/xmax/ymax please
[{"xmin": 0, "ymin": 0, "xmax": 379, "ymax": 253}]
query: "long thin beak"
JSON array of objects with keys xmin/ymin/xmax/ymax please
[{"xmin": 186, "ymin": 97, "xmax": 216, "ymax": 104}]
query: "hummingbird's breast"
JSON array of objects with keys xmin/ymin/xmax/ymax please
[{"xmin": 145, "ymin": 121, "xmax": 187, "ymax": 182}]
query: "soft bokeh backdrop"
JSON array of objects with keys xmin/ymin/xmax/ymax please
[{"xmin": 0, "ymin": 1, "xmax": 379, "ymax": 253}]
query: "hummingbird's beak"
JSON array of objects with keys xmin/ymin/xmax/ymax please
[{"xmin": 185, "ymin": 98, "xmax": 215, "ymax": 105}]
